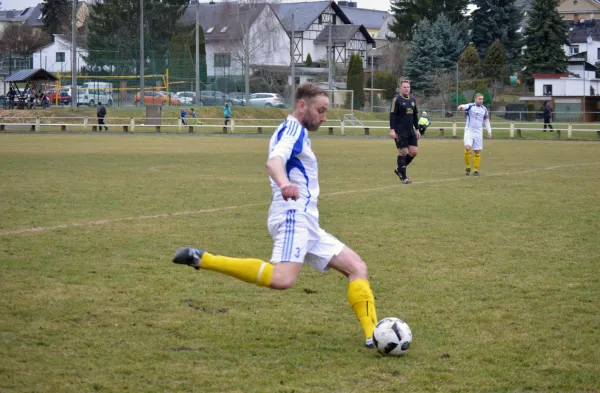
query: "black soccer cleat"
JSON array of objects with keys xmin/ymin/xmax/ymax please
[
  {"xmin": 465, "ymin": 168, "xmax": 471, "ymax": 176},
  {"xmin": 473, "ymin": 171, "xmax": 480, "ymax": 176},
  {"xmin": 365, "ymin": 337, "xmax": 375, "ymax": 349},
  {"xmin": 172, "ymin": 247, "xmax": 204, "ymax": 270},
  {"xmin": 394, "ymin": 168, "xmax": 402, "ymax": 181},
  {"xmin": 401, "ymin": 177, "xmax": 412, "ymax": 184}
]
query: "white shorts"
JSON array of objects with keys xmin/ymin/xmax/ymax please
[
  {"xmin": 464, "ymin": 129, "xmax": 483, "ymax": 151},
  {"xmin": 268, "ymin": 209, "xmax": 345, "ymax": 272}
]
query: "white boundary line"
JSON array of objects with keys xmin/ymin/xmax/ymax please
[{"xmin": 1, "ymin": 162, "xmax": 598, "ymax": 237}]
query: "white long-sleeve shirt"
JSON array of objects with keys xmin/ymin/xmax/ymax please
[{"xmin": 267, "ymin": 115, "xmax": 320, "ymax": 219}]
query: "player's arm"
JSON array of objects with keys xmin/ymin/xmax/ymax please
[
  {"xmin": 266, "ymin": 127, "xmax": 304, "ymax": 200},
  {"xmin": 266, "ymin": 157, "xmax": 299, "ymax": 200},
  {"xmin": 389, "ymin": 97, "xmax": 397, "ymax": 138},
  {"xmin": 413, "ymin": 101, "xmax": 419, "ymax": 134},
  {"xmin": 484, "ymin": 114, "xmax": 492, "ymax": 139}
]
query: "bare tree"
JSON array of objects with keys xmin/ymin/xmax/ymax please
[
  {"xmin": 0, "ymin": 24, "xmax": 51, "ymax": 56},
  {"xmin": 432, "ymin": 70, "xmax": 456, "ymax": 115},
  {"xmin": 378, "ymin": 40, "xmax": 409, "ymax": 76},
  {"xmin": 220, "ymin": 1, "xmax": 288, "ymax": 102}
]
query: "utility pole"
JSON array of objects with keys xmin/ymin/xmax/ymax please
[
  {"xmin": 140, "ymin": 0, "xmax": 144, "ymax": 105},
  {"xmin": 370, "ymin": 43, "xmax": 374, "ymax": 112},
  {"xmin": 327, "ymin": 2, "xmax": 332, "ymax": 90},
  {"xmin": 71, "ymin": 0, "xmax": 77, "ymax": 109},
  {"xmin": 244, "ymin": 8, "xmax": 250, "ymax": 104},
  {"xmin": 291, "ymin": 13, "xmax": 296, "ymax": 101},
  {"xmin": 195, "ymin": 0, "xmax": 200, "ymax": 106}
]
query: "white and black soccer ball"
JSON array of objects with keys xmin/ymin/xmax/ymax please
[{"xmin": 372, "ymin": 317, "xmax": 413, "ymax": 356}]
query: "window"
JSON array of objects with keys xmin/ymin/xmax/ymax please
[
  {"xmin": 20, "ymin": 7, "xmax": 30, "ymax": 16},
  {"xmin": 206, "ymin": 27, "xmax": 214, "ymax": 34},
  {"xmin": 295, "ymin": 77, "xmax": 300, "ymax": 85},
  {"xmin": 570, "ymin": 45, "xmax": 579, "ymax": 54},
  {"xmin": 56, "ymin": 52, "xmax": 65, "ymax": 62},
  {"xmin": 543, "ymin": 85, "xmax": 553, "ymax": 96},
  {"xmin": 38, "ymin": 13, "xmax": 43, "ymax": 20},
  {"xmin": 318, "ymin": 15, "xmax": 322, "ymax": 24},
  {"xmin": 214, "ymin": 53, "xmax": 231, "ymax": 67},
  {"xmin": 220, "ymin": 26, "xmax": 228, "ymax": 33},
  {"xmin": 306, "ymin": 78, "xmax": 314, "ymax": 83},
  {"xmin": 597, "ymin": 47, "xmax": 600, "ymax": 60}
]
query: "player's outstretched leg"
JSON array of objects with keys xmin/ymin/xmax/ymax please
[{"xmin": 172, "ymin": 247, "xmax": 273, "ymax": 287}]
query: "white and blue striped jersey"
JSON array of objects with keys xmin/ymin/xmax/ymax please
[
  {"xmin": 268, "ymin": 115, "xmax": 320, "ymax": 218},
  {"xmin": 462, "ymin": 103, "xmax": 489, "ymax": 133}
]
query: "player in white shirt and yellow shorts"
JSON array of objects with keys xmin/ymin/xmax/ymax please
[{"xmin": 458, "ymin": 93, "xmax": 492, "ymax": 176}]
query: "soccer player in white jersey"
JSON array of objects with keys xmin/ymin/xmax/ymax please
[
  {"xmin": 172, "ymin": 83, "xmax": 378, "ymax": 349},
  {"xmin": 458, "ymin": 93, "xmax": 492, "ymax": 176}
]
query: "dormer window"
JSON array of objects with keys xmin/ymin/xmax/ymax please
[
  {"xmin": 220, "ymin": 26, "xmax": 228, "ymax": 33},
  {"xmin": 20, "ymin": 7, "xmax": 30, "ymax": 16},
  {"xmin": 206, "ymin": 27, "xmax": 214, "ymax": 34}
]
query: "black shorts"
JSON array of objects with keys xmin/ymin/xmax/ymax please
[{"xmin": 394, "ymin": 130, "xmax": 418, "ymax": 149}]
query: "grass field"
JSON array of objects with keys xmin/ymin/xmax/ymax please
[{"xmin": 1, "ymin": 134, "xmax": 599, "ymax": 393}]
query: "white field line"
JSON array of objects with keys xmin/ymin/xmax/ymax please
[{"xmin": 1, "ymin": 162, "xmax": 598, "ymax": 237}]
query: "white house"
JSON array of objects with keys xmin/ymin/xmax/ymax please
[
  {"xmin": 178, "ymin": 2, "xmax": 291, "ymax": 79},
  {"xmin": 271, "ymin": 1, "xmax": 375, "ymax": 68},
  {"xmin": 565, "ymin": 18, "xmax": 600, "ymax": 64},
  {"xmin": 32, "ymin": 34, "xmax": 88, "ymax": 74}
]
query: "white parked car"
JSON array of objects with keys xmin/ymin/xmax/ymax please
[
  {"xmin": 246, "ymin": 93, "xmax": 286, "ymax": 108},
  {"xmin": 171, "ymin": 92, "xmax": 192, "ymax": 104}
]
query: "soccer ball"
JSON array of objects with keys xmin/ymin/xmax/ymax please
[{"xmin": 372, "ymin": 317, "xmax": 413, "ymax": 356}]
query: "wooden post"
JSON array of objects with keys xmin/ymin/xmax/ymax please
[
  {"xmin": 440, "ymin": 128, "xmax": 444, "ymax": 136},
  {"xmin": 130, "ymin": 117, "xmax": 135, "ymax": 133},
  {"xmin": 556, "ymin": 129, "xmax": 561, "ymax": 138},
  {"xmin": 188, "ymin": 126, "xmax": 194, "ymax": 133},
  {"xmin": 452, "ymin": 122, "xmax": 457, "ymax": 137},
  {"xmin": 516, "ymin": 129, "xmax": 522, "ymax": 138},
  {"xmin": 364, "ymin": 127, "xmax": 370, "ymax": 135},
  {"xmin": 84, "ymin": 116, "xmax": 88, "ymax": 129},
  {"xmin": 510, "ymin": 122, "xmax": 515, "ymax": 138},
  {"xmin": 35, "ymin": 117, "xmax": 40, "ymax": 132},
  {"xmin": 328, "ymin": 127, "xmax": 333, "ymax": 135},
  {"xmin": 61, "ymin": 125, "xmax": 67, "ymax": 131},
  {"xmin": 156, "ymin": 126, "xmax": 161, "ymax": 133},
  {"xmin": 231, "ymin": 119, "xmax": 235, "ymax": 133},
  {"xmin": 568, "ymin": 123, "xmax": 572, "ymax": 139},
  {"xmin": 257, "ymin": 126, "xmax": 263, "ymax": 134},
  {"xmin": 340, "ymin": 120, "xmax": 345, "ymax": 135},
  {"xmin": 178, "ymin": 118, "xmax": 183, "ymax": 133}
]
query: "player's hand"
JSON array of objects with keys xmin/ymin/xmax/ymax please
[
  {"xmin": 457, "ymin": 105, "xmax": 463, "ymax": 111},
  {"xmin": 280, "ymin": 184, "xmax": 299, "ymax": 201},
  {"xmin": 415, "ymin": 130, "xmax": 421, "ymax": 140},
  {"xmin": 487, "ymin": 133, "xmax": 492, "ymax": 139},
  {"xmin": 389, "ymin": 129, "xmax": 397, "ymax": 139}
]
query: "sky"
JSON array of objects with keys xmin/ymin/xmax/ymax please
[{"xmin": 1, "ymin": 0, "xmax": 394, "ymax": 13}]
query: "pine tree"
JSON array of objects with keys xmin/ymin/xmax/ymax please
[
  {"xmin": 305, "ymin": 53, "xmax": 313, "ymax": 67},
  {"xmin": 431, "ymin": 14, "xmax": 464, "ymax": 71},
  {"xmin": 388, "ymin": 0, "xmax": 468, "ymax": 41},
  {"xmin": 459, "ymin": 45, "xmax": 481, "ymax": 80},
  {"xmin": 403, "ymin": 19, "xmax": 440, "ymax": 97},
  {"xmin": 86, "ymin": 0, "xmax": 187, "ymax": 75},
  {"xmin": 404, "ymin": 16, "xmax": 464, "ymax": 98},
  {"xmin": 483, "ymin": 39, "xmax": 509, "ymax": 83},
  {"xmin": 346, "ymin": 54, "xmax": 365, "ymax": 110},
  {"xmin": 521, "ymin": 0, "xmax": 569, "ymax": 84},
  {"xmin": 471, "ymin": 0, "xmax": 523, "ymax": 69},
  {"xmin": 189, "ymin": 26, "xmax": 207, "ymax": 85},
  {"xmin": 41, "ymin": 0, "xmax": 70, "ymax": 36}
]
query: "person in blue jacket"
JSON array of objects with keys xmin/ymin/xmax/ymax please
[{"xmin": 224, "ymin": 102, "xmax": 232, "ymax": 126}]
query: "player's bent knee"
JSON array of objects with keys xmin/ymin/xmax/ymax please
[{"xmin": 269, "ymin": 262, "xmax": 301, "ymax": 290}]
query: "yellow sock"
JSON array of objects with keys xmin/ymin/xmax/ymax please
[
  {"xmin": 348, "ymin": 279, "xmax": 378, "ymax": 339},
  {"xmin": 464, "ymin": 149, "xmax": 471, "ymax": 168},
  {"xmin": 474, "ymin": 152, "xmax": 481, "ymax": 171},
  {"xmin": 200, "ymin": 252, "xmax": 273, "ymax": 287}
]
